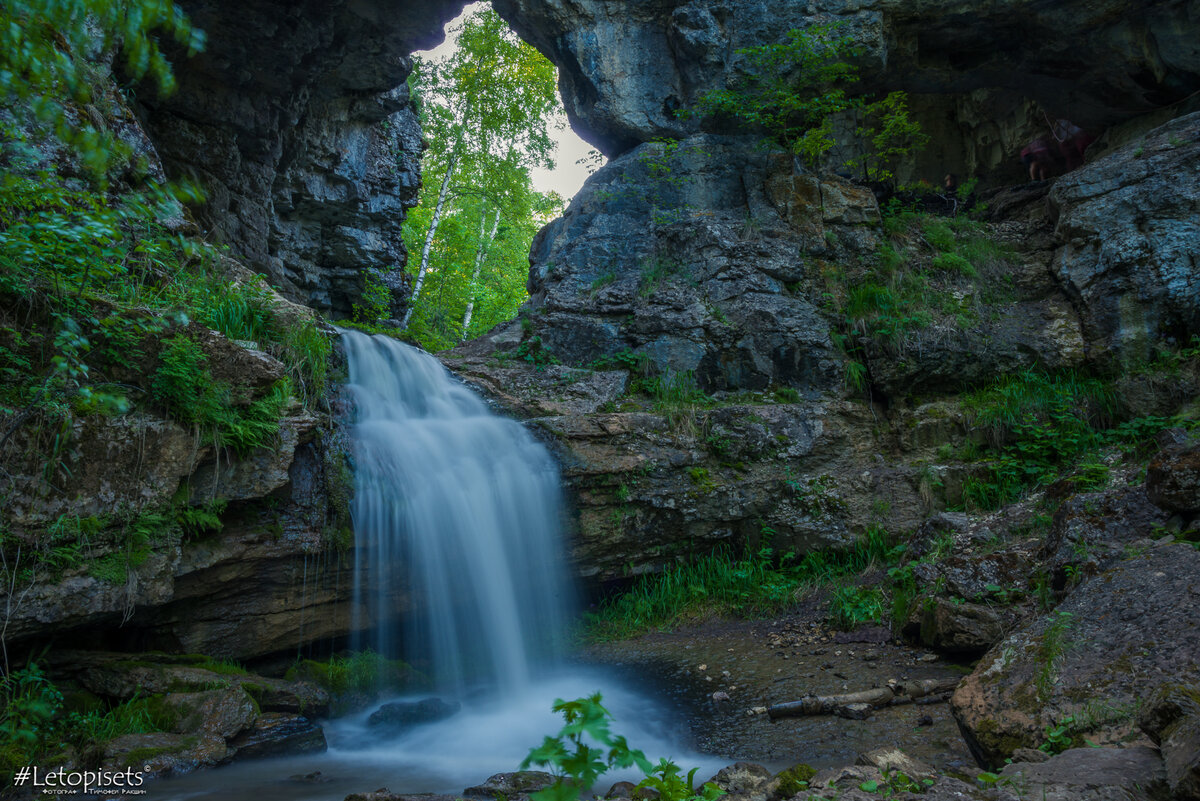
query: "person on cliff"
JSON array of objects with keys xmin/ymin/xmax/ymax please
[
  {"xmin": 1051, "ymin": 117, "xmax": 1095, "ymax": 171},
  {"xmin": 1020, "ymin": 136, "xmax": 1058, "ymax": 181}
]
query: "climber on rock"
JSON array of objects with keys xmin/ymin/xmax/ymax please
[
  {"xmin": 1051, "ymin": 118, "xmax": 1095, "ymax": 171},
  {"xmin": 1020, "ymin": 136, "xmax": 1058, "ymax": 181}
]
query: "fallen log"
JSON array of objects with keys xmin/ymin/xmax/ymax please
[{"xmin": 767, "ymin": 676, "xmax": 960, "ymax": 720}]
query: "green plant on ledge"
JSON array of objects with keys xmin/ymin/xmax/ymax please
[{"xmin": 686, "ymin": 23, "xmax": 926, "ymax": 179}]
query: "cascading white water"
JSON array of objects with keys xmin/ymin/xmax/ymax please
[
  {"xmin": 154, "ymin": 330, "xmax": 725, "ymax": 801},
  {"xmin": 341, "ymin": 329, "xmax": 571, "ymax": 693}
]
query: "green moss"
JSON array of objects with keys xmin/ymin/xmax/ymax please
[
  {"xmin": 119, "ymin": 736, "xmax": 197, "ymax": 768},
  {"xmin": 775, "ymin": 763, "xmax": 817, "ymax": 796},
  {"xmin": 973, "ymin": 717, "xmax": 1029, "ymax": 765}
]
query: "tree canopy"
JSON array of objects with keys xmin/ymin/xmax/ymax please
[{"xmin": 397, "ymin": 8, "xmax": 564, "ymax": 350}]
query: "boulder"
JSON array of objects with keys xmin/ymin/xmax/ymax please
[
  {"xmin": 102, "ymin": 732, "xmax": 230, "ymax": 778},
  {"xmin": 951, "ymin": 543, "xmax": 1200, "ymax": 767},
  {"xmin": 1138, "ymin": 684, "xmax": 1200, "ymax": 800},
  {"xmin": 855, "ymin": 747, "xmax": 935, "ymax": 781},
  {"xmin": 1146, "ymin": 442, "xmax": 1200, "ymax": 515},
  {"xmin": 997, "ymin": 747, "xmax": 1169, "ymax": 801},
  {"xmin": 144, "ymin": 0, "xmax": 462, "ymax": 316},
  {"xmin": 367, "ymin": 698, "xmax": 461, "ymax": 730},
  {"xmin": 917, "ymin": 599, "xmax": 1008, "ymax": 655},
  {"xmin": 708, "ymin": 762, "xmax": 776, "ymax": 801},
  {"xmin": 463, "ymin": 772, "xmax": 557, "ymax": 799},
  {"xmin": 228, "ymin": 713, "xmax": 327, "ymax": 761},
  {"xmin": 493, "ymin": 0, "xmax": 1200, "ymax": 180},
  {"xmin": 1040, "ymin": 484, "xmax": 1168, "ymax": 590},
  {"xmin": 241, "ymin": 676, "xmax": 331, "ymax": 718},
  {"xmin": 156, "ymin": 688, "xmax": 257, "ymax": 739}
]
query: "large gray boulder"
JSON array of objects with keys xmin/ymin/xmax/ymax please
[{"xmin": 951, "ymin": 543, "xmax": 1200, "ymax": 768}]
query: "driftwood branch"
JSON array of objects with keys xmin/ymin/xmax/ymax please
[{"xmin": 767, "ymin": 677, "xmax": 960, "ymax": 721}]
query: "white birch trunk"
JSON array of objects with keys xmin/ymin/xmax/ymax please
[
  {"xmin": 460, "ymin": 205, "xmax": 502, "ymax": 340},
  {"xmin": 401, "ymin": 151, "xmax": 457, "ymax": 330}
]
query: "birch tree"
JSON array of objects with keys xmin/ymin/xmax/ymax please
[{"xmin": 401, "ymin": 8, "xmax": 561, "ymax": 341}]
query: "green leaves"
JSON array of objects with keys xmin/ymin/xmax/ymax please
[
  {"xmin": 521, "ymin": 694, "xmax": 721, "ymax": 801},
  {"xmin": 691, "ymin": 24, "xmax": 925, "ymax": 179},
  {"xmin": 403, "ymin": 8, "xmax": 564, "ymax": 349},
  {"xmin": 0, "ymin": 0, "xmax": 202, "ymax": 182},
  {"xmin": 521, "ymin": 694, "xmax": 651, "ymax": 801}
]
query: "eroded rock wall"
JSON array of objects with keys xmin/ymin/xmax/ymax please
[
  {"xmin": 143, "ymin": 0, "xmax": 466, "ymax": 317},
  {"xmin": 494, "ymin": 0, "xmax": 1200, "ymax": 181}
]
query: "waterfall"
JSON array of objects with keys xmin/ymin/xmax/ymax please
[{"xmin": 341, "ymin": 330, "xmax": 571, "ymax": 694}]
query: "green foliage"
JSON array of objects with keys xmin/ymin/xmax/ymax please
[
  {"xmin": 521, "ymin": 694, "xmax": 651, "ymax": 801},
  {"xmin": 844, "ymin": 359, "xmax": 868, "ymax": 393},
  {"xmin": 0, "ymin": 165, "xmax": 328, "ymax": 460},
  {"xmin": 150, "ymin": 336, "xmax": 289, "ymax": 454},
  {"xmin": 590, "ymin": 271, "xmax": 618, "ymax": 294},
  {"xmin": 285, "ymin": 650, "xmax": 416, "ymax": 699},
  {"xmin": 921, "ymin": 220, "xmax": 956, "ymax": 252},
  {"xmin": 775, "ymin": 764, "xmax": 817, "ymax": 796},
  {"xmin": 644, "ymin": 371, "xmax": 709, "ymax": 412},
  {"xmin": 931, "ymin": 252, "xmax": 976, "ymax": 276},
  {"xmin": 859, "ymin": 771, "xmax": 935, "ymax": 795},
  {"xmin": 773, "ymin": 386, "xmax": 802, "ymax": 403},
  {"xmin": 1035, "ymin": 610, "xmax": 1075, "ymax": 701},
  {"xmin": 690, "ymin": 23, "xmax": 858, "ymax": 164},
  {"xmin": 590, "ymin": 349, "xmax": 653, "ymax": 375},
  {"xmin": 1039, "ymin": 716, "xmax": 1076, "ymax": 755},
  {"xmin": 1, "ymin": 664, "xmax": 172, "ymax": 785},
  {"xmin": 520, "ymin": 694, "xmax": 722, "ymax": 801},
  {"xmin": 402, "ymin": 8, "xmax": 564, "ymax": 350},
  {"xmin": 352, "ymin": 272, "xmax": 392, "ymax": 328},
  {"xmin": 0, "ymin": 0, "xmax": 203, "ymax": 181},
  {"xmin": 690, "ymin": 25, "xmax": 926, "ymax": 177},
  {"xmin": 827, "ymin": 585, "xmax": 885, "ymax": 630},
  {"xmin": 958, "ymin": 371, "xmax": 1116, "ymax": 510},
  {"xmin": 639, "ymin": 256, "xmax": 688, "ymax": 298},
  {"xmin": 584, "ymin": 529, "xmax": 898, "ymax": 641},
  {"xmin": 846, "ymin": 91, "xmax": 931, "ymax": 183},
  {"xmin": 821, "ymin": 210, "xmax": 1021, "ymax": 381},
  {"xmin": 176, "ymin": 500, "xmax": 227, "ymax": 539},
  {"xmin": 508, "ymin": 335, "xmax": 561, "ymax": 369}
]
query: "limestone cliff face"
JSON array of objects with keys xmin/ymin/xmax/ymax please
[
  {"xmin": 143, "ymin": 0, "xmax": 466, "ymax": 318},
  {"xmin": 494, "ymin": 0, "xmax": 1200, "ymax": 181}
]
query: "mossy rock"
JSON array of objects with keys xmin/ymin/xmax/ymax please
[{"xmin": 774, "ymin": 763, "xmax": 817, "ymax": 798}]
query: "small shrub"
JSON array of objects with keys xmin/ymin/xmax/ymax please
[
  {"xmin": 521, "ymin": 694, "xmax": 723, "ymax": 801},
  {"xmin": 776, "ymin": 764, "xmax": 817, "ymax": 796},
  {"xmin": 827, "ymin": 585, "xmax": 885, "ymax": 630},
  {"xmin": 645, "ymin": 371, "xmax": 709, "ymax": 411},
  {"xmin": 921, "ymin": 220, "xmax": 956, "ymax": 252},
  {"xmin": 285, "ymin": 650, "xmax": 416, "ymax": 697},
  {"xmin": 639, "ymin": 257, "xmax": 686, "ymax": 298},
  {"xmin": 590, "ymin": 271, "xmax": 618, "ymax": 294},
  {"xmin": 931, "ymin": 252, "xmax": 977, "ymax": 277}
]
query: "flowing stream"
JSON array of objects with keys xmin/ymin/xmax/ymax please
[{"xmin": 156, "ymin": 331, "xmax": 720, "ymax": 801}]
